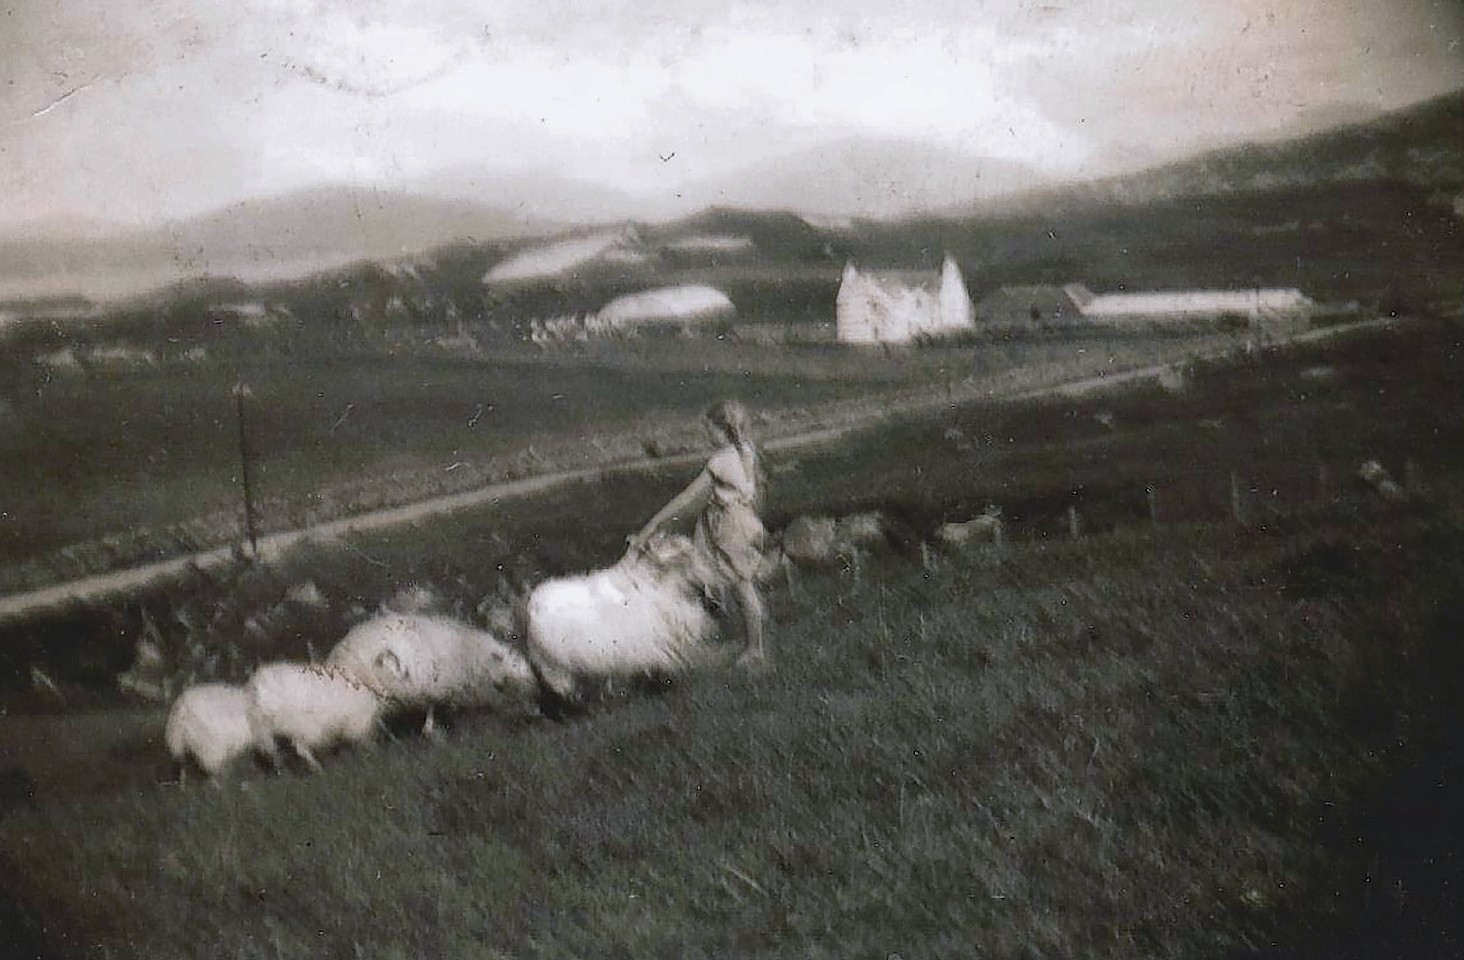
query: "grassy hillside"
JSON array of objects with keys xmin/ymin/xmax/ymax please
[
  {"xmin": 4, "ymin": 319, "xmax": 1452, "ymax": 694},
  {"xmin": 0, "ymin": 325, "xmax": 1236, "ymax": 594},
  {"xmin": 3, "ymin": 490, "xmax": 1462, "ymax": 958},
  {"xmin": 854, "ymin": 179, "xmax": 1464, "ymax": 314},
  {"xmin": 859, "ymin": 91, "xmax": 1464, "ymax": 314},
  {"xmin": 0, "ymin": 348, "xmax": 870, "ymax": 581},
  {"xmin": 3, "ymin": 318, "xmax": 1463, "ymax": 958},
  {"xmin": 970, "ymin": 88, "xmax": 1464, "ymax": 212}
]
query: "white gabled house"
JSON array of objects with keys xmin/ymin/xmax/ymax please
[{"xmin": 836, "ymin": 254, "xmax": 973, "ymax": 344}]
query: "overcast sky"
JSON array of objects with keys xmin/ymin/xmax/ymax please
[{"xmin": 2, "ymin": 0, "xmax": 1461, "ymax": 232}]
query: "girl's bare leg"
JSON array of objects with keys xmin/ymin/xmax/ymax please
[{"xmin": 732, "ymin": 579, "xmax": 768, "ymax": 668}]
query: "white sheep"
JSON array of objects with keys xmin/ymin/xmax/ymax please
[
  {"xmin": 834, "ymin": 511, "xmax": 888, "ymax": 551},
  {"xmin": 245, "ymin": 662, "xmax": 385, "ymax": 772},
  {"xmin": 525, "ymin": 534, "xmax": 720, "ymax": 703},
  {"xmin": 1156, "ymin": 364, "xmax": 1188, "ymax": 392},
  {"xmin": 778, "ymin": 516, "xmax": 838, "ymax": 565},
  {"xmin": 326, "ymin": 612, "xmax": 540, "ymax": 735},
  {"xmin": 1358, "ymin": 459, "xmax": 1408, "ymax": 502},
  {"xmin": 763, "ymin": 511, "xmax": 889, "ymax": 588},
  {"xmin": 164, "ymin": 682, "xmax": 256, "ymax": 783},
  {"xmin": 936, "ymin": 504, "xmax": 1005, "ymax": 547}
]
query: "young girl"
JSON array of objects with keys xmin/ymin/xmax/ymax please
[{"xmin": 627, "ymin": 400, "xmax": 769, "ymax": 668}]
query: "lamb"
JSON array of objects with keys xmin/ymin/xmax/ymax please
[
  {"xmin": 164, "ymin": 682, "xmax": 256, "ymax": 783},
  {"xmin": 326, "ymin": 612, "xmax": 540, "ymax": 735},
  {"xmin": 525, "ymin": 533, "xmax": 720, "ymax": 703},
  {"xmin": 761, "ymin": 511, "xmax": 891, "ymax": 587},
  {"xmin": 245, "ymin": 662, "xmax": 385, "ymax": 772}
]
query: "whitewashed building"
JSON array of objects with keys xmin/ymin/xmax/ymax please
[
  {"xmin": 1079, "ymin": 288, "xmax": 1314, "ymax": 322},
  {"xmin": 836, "ymin": 254, "xmax": 973, "ymax": 344},
  {"xmin": 977, "ymin": 283, "xmax": 1315, "ymax": 328}
]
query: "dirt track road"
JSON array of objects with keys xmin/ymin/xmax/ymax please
[{"xmin": 0, "ymin": 318, "xmax": 1400, "ymax": 625}]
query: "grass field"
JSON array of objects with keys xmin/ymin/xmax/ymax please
[
  {"xmin": 2, "ymin": 318, "xmax": 1463, "ymax": 958},
  {"xmin": 3, "ymin": 491, "xmax": 1462, "ymax": 958},
  {"xmin": 0, "ymin": 318, "xmax": 1448, "ymax": 697},
  {"xmin": 0, "ymin": 326, "xmax": 1242, "ymax": 594}
]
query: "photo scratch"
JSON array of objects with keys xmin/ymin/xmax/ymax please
[{"xmin": 18, "ymin": 77, "xmax": 100, "ymax": 122}]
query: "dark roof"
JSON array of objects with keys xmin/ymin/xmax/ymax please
[
  {"xmin": 981, "ymin": 283, "xmax": 1092, "ymax": 301},
  {"xmin": 974, "ymin": 284, "xmax": 1092, "ymax": 323},
  {"xmin": 850, "ymin": 268, "xmax": 942, "ymax": 295}
]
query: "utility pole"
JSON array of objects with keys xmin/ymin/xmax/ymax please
[{"xmin": 233, "ymin": 381, "xmax": 259, "ymax": 557}]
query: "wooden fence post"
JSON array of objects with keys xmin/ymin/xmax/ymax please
[
  {"xmin": 1230, "ymin": 471, "xmax": 1248, "ymax": 527},
  {"xmin": 233, "ymin": 381, "xmax": 259, "ymax": 557},
  {"xmin": 1068, "ymin": 504, "xmax": 1081, "ymax": 540},
  {"xmin": 1317, "ymin": 462, "xmax": 1332, "ymax": 502},
  {"xmin": 1147, "ymin": 485, "xmax": 1160, "ymax": 527}
]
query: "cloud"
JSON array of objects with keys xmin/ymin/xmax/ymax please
[
  {"xmin": 248, "ymin": 9, "xmax": 475, "ymax": 97},
  {"xmin": 2, "ymin": 0, "xmax": 1461, "ymax": 229},
  {"xmin": 396, "ymin": 48, "xmax": 676, "ymax": 143},
  {"xmin": 672, "ymin": 24, "xmax": 1102, "ymax": 166},
  {"xmin": 381, "ymin": 21, "xmax": 1103, "ymax": 175}
]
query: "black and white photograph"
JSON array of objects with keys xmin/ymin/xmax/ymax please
[{"xmin": 2, "ymin": 0, "xmax": 1463, "ymax": 956}]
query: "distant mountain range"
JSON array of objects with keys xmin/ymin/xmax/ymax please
[
  {"xmin": 682, "ymin": 137, "xmax": 1043, "ymax": 221},
  {"xmin": 413, "ymin": 168, "xmax": 667, "ymax": 226},
  {"xmin": 168, "ymin": 186, "xmax": 560, "ymax": 262},
  {"xmin": 970, "ymin": 89, "xmax": 1463, "ymax": 215},
  {"xmin": 0, "ymin": 186, "xmax": 562, "ymax": 301},
  {"xmin": 2, "ymin": 89, "xmax": 1460, "ymax": 303},
  {"xmin": 418, "ymin": 138, "xmax": 1046, "ymax": 224}
]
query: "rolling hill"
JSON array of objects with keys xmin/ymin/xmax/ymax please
[
  {"xmin": 0, "ymin": 186, "xmax": 564, "ymax": 302},
  {"xmin": 4, "ymin": 89, "xmax": 1460, "ymax": 309},
  {"xmin": 692, "ymin": 136, "xmax": 1044, "ymax": 220},
  {"xmin": 411, "ymin": 167, "xmax": 674, "ymax": 225},
  {"xmin": 962, "ymin": 88, "xmax": 1464, "ymax": 215}
]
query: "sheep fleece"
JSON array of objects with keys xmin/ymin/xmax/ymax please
[
  {"xmin": 326, "ymin": 612, "xmax": 537, "ymax": 710},
  {"xmin": 246, "ymin": 662, "xmax": 382, "ymax": 754},
  {"xmin": 164, "ymin": 682, "xmax": 254, "ymax": 777},
  {"xmin": 526, "ymin": 560, "xmax": 716, "ymax": 684}
]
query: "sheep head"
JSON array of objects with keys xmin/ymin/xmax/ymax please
[{"xmin": 621, "ymin": 532, "xmax": 699, "ymax": 590}]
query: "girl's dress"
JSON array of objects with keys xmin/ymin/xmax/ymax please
[{"xmin": 692, "ymin": 444, "xmax": 766, "ymax": 590}]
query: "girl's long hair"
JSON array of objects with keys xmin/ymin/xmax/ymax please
[{"xmin": 707, "ymin": 399, "xmax": 764, "ymax": 507}]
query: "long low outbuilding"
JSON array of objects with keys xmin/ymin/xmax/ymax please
[
  {"xmin": 1078, "ymin": 288, "xmax": 1314, "ymax": 320},
  {"xmin": 975, "ymin": 283, "xmax": 1316, "ymax": 327}
]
